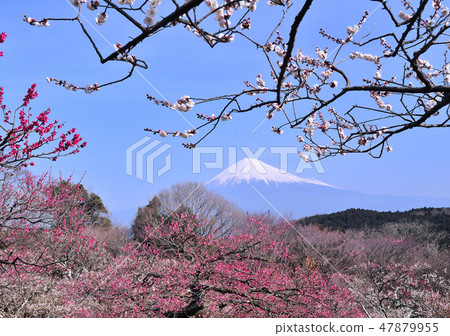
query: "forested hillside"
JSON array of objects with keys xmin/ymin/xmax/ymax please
[
  {"xmin": 298, "ymin": 207, "xmax": 450, "ymax": 248},
  {"xmin": 299, "ymin": 207, "xmax": 450, "ymax": 231}
]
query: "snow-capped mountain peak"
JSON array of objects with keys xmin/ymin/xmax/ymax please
[{"xmin": 207, "ymin": 158, "xmax": 333, "ymax": 187}]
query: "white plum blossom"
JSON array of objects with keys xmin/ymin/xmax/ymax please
[
  {"xmin": 144, "ymin": 14, "xmax": 156, "ymax": 26},
  {"xmin": 432, "ymin": 0, "xmax": 443, "ymax": 10},
  {"xmin": 303, "ymin": 144, "xmax": 313, "ymax": 151},
  {"xmin": 316, "ymin": 47, "xmax": 327, "ymax": 60},
  {"xmin": 375, "ymin": 96, "xmax": 385, "ymax": 109},
  {"xmin": 205, "ymin": 0, "xmax": 219, "ymax": 11},
  {"xmin": 215, "ymin": 8, "xmax": 225, "ymax": 20},
  {"xmin": 303, "ymin": 128, "xmax": 314, "ymax": 136},
  {"xmin": 221, "ymin": 114, "xmax": 232, "ymax": 121},
  {"xmin": 427, "ymin": 99, "xmax": 437, "ymax": 109},
  {"xmin": 442, "ymin": 7, "xmax": 450, "ymax": 16},
  {"xmin": 159, "ymin": 131, "xmax": 168, "ymax": 137},
  {"xmin": 398, "ymin": 11, "xmax": 412, "ymax": 21},
  {"xmin": 225, "ymin": 8, "xmax": 233, "ymax": 17},
  {"xmin": 330, "ymin": 81, "xmax": 338, "ymax": 88},
  {"xmin": 315, "ymin": 146, "xmax": 328, "ymax": 157},
  {"xmin": 319, "ymin": 121, "xmax": 331, "ymax": 132},
  {"xmin": 96, "ymin": 12, "xmax": 108, "ymax": 26},
  {"xmin": 171, "ymin": 96, "xmax": 195, "ymax": 112},
  {"xmin": 84, "ymin": 84, "xmax": 99, "ymax": 94},
  {"xmin": 217, "ymin": 33, "xmax": 234, "ymax": 43},
  {"xmin": 273, "ymin": 103, "xmax": 283, "ymax": 111},
  {"xmin": 243, "ymin": 0, "xmax": 259, "ymax": 11},
  {"xmin": 144, "ymin": 0, "xmax": 161, "ymax": 26},
  {"xmin": 118, "ymin": 0, "xmax": 136, "ymax": 5},
  {"xmin": 71, "ymin": 0, "xmax": 86, "ymax": 7},
  {"xmin": 417, "ymin": 59, "xmax": 433, "ymax": 70},
  {"xmin": 147, "ymin": 7, "xmax": 158, "ymax": 17},
  {"xmin": 373, "ymin": 130, "xmax": 383, "ymax": 138},
  {"xmin": 346, "ymin": 24, "xmax": 360, "ymax": 35},
  {"xmin": 338, "ymin": 127, "xmax": 347, "ymax": 139},
  {"xmin": 296, "ymin": 50, "xmax": 305, "ymax": 61},
  {"xmin": 214, "ymin": 7, "xmax": 234, "ymax": 30},
  {"xmin": 341, "ymin": 122, "xmax": 354, "ymax": 130},
  {"xmin": 310, "ymin": 84, "xmax": 321, "ymax": 94},
  {"xmin": 374, "ymin": 69, "xmax": 382, "ymax": 79},
  {"xmin": 29, "ymin": 19, "xmax": 50, "ymax": 27},
  {"xmin": 444, "ymin": 63, "xmax": 450, "ymax": 84},
  {"xmin": 181, "ymin": 131, "xmax": 195, "ymax": 139},
  {"xmin": 220, "ymin": 20, "xmax": 231, "ymax": 28},
  {"xmin": 87, "ymin": 1, "xmax": 100, "ymax": 10},
  {"xmin": 349, "ymin": 51, "xmax": 380, "ymax": 64},
  {"xmin": 274, "ymin": 45, "xmax": 286, "ymax": 57},
  {"xmin": 298, "ymin": 152, "xmax": 310, "ymax": 163},
  {"xmin": 126, "ymin": 55, "xmax": 136, "ymax": 63},
  {"xmin": 306, "ymin": 114, "xmax": 315, "ymax": 127},
  {"xmin": 271, "ymin": 126, "xmax": 283, "ymax": 134},
  {"xmin": 256, "ymin": 74, "xmax": 266, "ymax": 88},
  {"xmin": 321, "ymin": 69, "xmax": 333, "ymax": 79}
]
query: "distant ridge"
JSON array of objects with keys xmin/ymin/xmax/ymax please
[
  {"xmin": 298, "ymin": 207, "xmax": 450, "ymax": 231},
  {"xmin": 207, "ymin": 158, "xmax": 333, "ymax": 187}
]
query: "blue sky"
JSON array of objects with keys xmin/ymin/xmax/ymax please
[{"xmin": 1, "ymin": 1, "xmax": 449, "ymax": 224}]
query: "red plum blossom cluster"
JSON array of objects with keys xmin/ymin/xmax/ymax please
[
  {"xmin": 0, "ymin": 32, "xmax": 6, "ymax": 57},
  {"xmin": 0, "ymin": 85, "xmax": 87, "ymax": 169}
]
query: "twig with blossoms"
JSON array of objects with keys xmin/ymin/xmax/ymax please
[
  {"xmin": 0, "ymin": 85, "xmax": 87, "ymax": 169},
  {"xmin": 24, "ymin": 1, "xmax": 450, "ymax": 160},
  {"xmin": 141, "ymin": 0, "xmax": 450, "ymax": 161}
]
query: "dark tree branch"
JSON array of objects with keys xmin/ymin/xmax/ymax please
[
  {"xmin": 102, "ymin": 0, "xmax": 205, "ymax": 63},
  {"xmin": 276, "ymin": 0, "xmax": 314, "ymax": 104},
  {"xmin": 390, "ymin": 0, "xmax": 429, "ymax": 57},
  {"xmin": 103, "ymin": 0, "xmax": 146, "ymax": 31}
]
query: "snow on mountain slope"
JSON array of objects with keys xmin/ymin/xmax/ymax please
[{"xmin": 207, "ymin": 158, "xmax": 334, "ymax": 187}]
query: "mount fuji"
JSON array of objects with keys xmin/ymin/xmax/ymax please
[
  {"xmin": 206, "ymin": 158, "xmax": 450, "ymax": 219},
  {"xmin": 208, "ymin": 158, "xmax": 333, "ymax": 187}
]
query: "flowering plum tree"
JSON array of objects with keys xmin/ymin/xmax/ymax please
[
  {"xmin": 0, "ymin": 171, "xmax": 106, "ymax": 317},
  {"xmin": 287, "ymin": 223, "xmax": 450, "ymax": 317},
  {"xmin": 0, "ymin": 33, "xmax": 99, "ymax": 317},
  {"xmin": 63, "ymin": 214, "xmax": 363, "ymax": 317},
  {"xmin": 24, "ymin": 0, "xmax": 450, "ymax": 159},
  {"xmin": 0, "ymin": 32, "xmax": 86, "ymax": 170}
]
